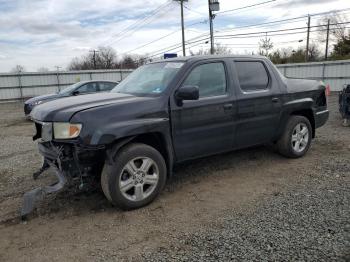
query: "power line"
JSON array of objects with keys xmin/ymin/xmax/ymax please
[
  {"xmin": 99, "ymin": 1, "xmax": 173, "ymax": 46},
  {"xmin": 149, "ymin": 34, "xmax": 209, "ymax": 56},
  {"xmin": 215, "ymin": 26, "xmax": 350, "ymax": 40},
  {"xmin": 215, "ymin": 16, "xmax": 307, "ymax": 34},
  {"xmin": 146, "ymin": 8, "xmax": 350, "ymax": 56},
  {"xmin": 123, "ymin": 20, "xmax": 207, "ymax": 54},
  {"xmin": 107, "ymin": 2, "xmax": 174, "ymax": 46},
  {"xmin": 146, "ymin": 25, "xmax": 350, "ymax": 59},
  {"xmin": 216, "ymin": 0, "xmax": 277, "ymax": 15},
  {"xmin": 110, "ymin": 1, "xmax": 172, "ymax": 38},
  {"xmin": 128, "ymin": 8, "xmax": 350, "ymax": 60},
  {"xmin": 143, "ymin": 22, "xmax": 350, "ymax": 59},
  {"xmin": 215, "ymin": 21, "xmax": 350, "ymax": 39},
  {"xmin": 109, "ymin": 5, "xmax": 350, "ymax": 59},
  {"xmin": 142, "ymin": 24, "xmax": 320, "ymax": 57},
  {"xmin": 217, "ymin": 38, "xmax": 317, "ymax": 46},
  {"xmin": 183, "ymin": 3, "xmax": 207, "ymax": 16},
  {"xmin": 145, "ymin": 36, "xmax": 210, "ymax": 59},
  {"xmin": 215, "ymin": 8, "xmax": 350, "ymax": 33}
]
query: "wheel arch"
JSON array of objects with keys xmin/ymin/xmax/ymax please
[
  {"xmin": 276, "ymin": 106, "xmax": 315, "ymax": 142},
  {"xmin": 290, "ymin": 109, "xmax": 315, "ymax": 138},
  {"xmin": 105, "ymin": 132, "xmax": 174, "ymax": 178}
]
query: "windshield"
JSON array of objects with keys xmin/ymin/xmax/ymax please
[
  {"xmin": 112, "ymin": 62, "xmax": 184, "ymax": 95},
  {"xmin": 59, "ymin": 82, "xmax": 82, "ymax": 95}
]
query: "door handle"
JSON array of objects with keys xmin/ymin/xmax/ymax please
[
  {"xmin": 272, "ymin": 97, "xmax": 280, "ymax": 103},
  {"xmin": 223, "ymin": 103, "xmax": 233, "ymax": 110}
]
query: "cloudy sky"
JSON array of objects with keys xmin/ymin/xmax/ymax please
[{"xmin": 0, "ymin": 0, "xmax": 349, "ymax": 72}]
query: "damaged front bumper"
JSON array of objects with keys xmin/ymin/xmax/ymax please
[
  {"xmin": 21, "ymin": 158, "xmax": 66, "ymax": 219},
  {"xmin": 21, "ymin": 139, "xmax": 105, "ymax": 220},
  {"xmin": 21, "ymin": 141, "xmax": 68, "ymax": 219}
]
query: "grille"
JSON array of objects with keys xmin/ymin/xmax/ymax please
[{"xmin": 24, "ymin": 104, "xmax": 32, "ymax": 115}]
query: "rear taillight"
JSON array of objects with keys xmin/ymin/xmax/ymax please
[{"xmin": 325, "ymin": 84, "xmax": 331, "ymax": 96}]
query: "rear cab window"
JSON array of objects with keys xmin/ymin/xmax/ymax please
[{"xmin": 234, "ymin": 61, "xmax": 270, "ymax": 92}]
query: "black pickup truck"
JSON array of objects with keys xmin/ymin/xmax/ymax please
[{"xmin": 22, "ymin": 55, "xmax": 329, "ymax": 217}]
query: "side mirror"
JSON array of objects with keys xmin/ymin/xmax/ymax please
[
  {"xmin": 72, "ymin": 90, "xmax": 80, "ymax": 96},
  {"xmin": 175, "ymin": 86, "xmax": 199, "ymax": 106}
]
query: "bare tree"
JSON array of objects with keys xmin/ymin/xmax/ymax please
[
  {"xmin": 189, "ymin": 47, "xmax": 210, "ymax": 56},
  {"xmin": 268, "ymin": 44, "xmax": 322, "ymax": 64},
  {"xmin": 214, "ymin": 44, "xmax": 232, "ymax": 55},
  {"xmin": 318, "ymin": 14, "xmax": 349, "ymax": 42},
  {"xmin": 118, "ymin": 55, "xmax": 136, "ymax": 69},
  {"xmin": 68, "ymin": 56, "xmax": 93, "ymax": 70},
  {"xmin": 96, "ymin": 46, "xmax": 117, "ymax": 69},
  {"xmin": 259, "ymin": 35, "xmax": 274, "ymax": 56},
  {"xmin": 308, "ymin": 43, "xmax": 321, "ymax": 61},
  {"xmin": 69, "ymin": 46, "xmax": 117, "ymax": 70},
  {"xmin": 189, "ymin": 43, "xmax": 232, "ymax": 56},
  {"xmin": 68, "ymin": 46, "xmax": 149, "ymax": 70},
  {"xmin": 10, "ymin": 65, "xmax": 25, "ymax": 73}
]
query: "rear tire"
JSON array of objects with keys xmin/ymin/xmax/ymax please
[
  {"xmin": 277, "ymin": 116, "xmax": 312, "ymax": 158},
  {"xmin": 101, "ymin": 143, "xmax": 167, "ymax": 210}
]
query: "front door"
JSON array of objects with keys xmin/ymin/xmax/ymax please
[{"xmin": 170, "ymin": 61, "xmax": 236, "ymax": 161}]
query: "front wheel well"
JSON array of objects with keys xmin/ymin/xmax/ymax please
[
  {"xmin": 290, "ymin": 109, "xmax": 315, "ymax": 138},
  {"xmin": 107, "ymin": 132, "xmax": 172, "ymax": 177},
  {"xmin": 130, "ymin": 133, "xmax": 168, "ymax": 161}
]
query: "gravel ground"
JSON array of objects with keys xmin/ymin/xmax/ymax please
[
  {"xmin": 142, "ymin": 160, "xmax": 350, "ymax": 261},
  {"xmin": 0, "ymin": 95, "xmax": 349, "ymax": 261}
]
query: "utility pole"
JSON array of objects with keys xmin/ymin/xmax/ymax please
[
  {"xmin": 180, "ymin": 0, "xmax": 186, "ymax": 56},
  {"xmin": 208, "ymin": 0, "xmax": 214, "ymax": 54},
  {"xmin": 208, "ymin": 0, "xmax": 220, "ymax": 55},
  {"xmin": 90, "ymin": 49, "xmax": 99, "ymax": 69},
  {"xmin": 325, "ymin": 18, "xmax": 330, "ymax": 60},
  {"xmin": 18, "ymin": 68, "xmax": 23, "ymax": 100},
  {"xmin": 305, "ymin": 15, "xmax": 311, "ymax": 62},
  {"xmin": 55, "ymin": 66, "xmax": 61, "ymax": 92},
  {"xmin": 120, "ymin": 61, "xmax": 124, "ymax": 81},
  {"xmin": 174, "ymin": 0, "xmax": 187, "ymax": 57}
]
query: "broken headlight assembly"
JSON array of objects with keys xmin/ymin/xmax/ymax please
[{"xmin": 53, "ymin": 122, "xmax": 82, "ymax": 139}]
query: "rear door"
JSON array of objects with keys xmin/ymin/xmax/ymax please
[
  {"xmin": 232, "ymin": 59, "xmax": 282, "ymax": 148},
  {"xmin": 170, "ymin": 60, "xmax": 236, "ymax": 161}
]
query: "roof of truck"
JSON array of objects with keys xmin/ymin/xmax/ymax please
[{"xmin": 152, "ymin": 55, "xmax": 267, "ymax": 63}]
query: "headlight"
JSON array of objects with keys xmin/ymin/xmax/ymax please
[
  {"xmin": 53, "ymin": 122, "xmax": 82, "ymax": 139},
  {"xmin": 33, "ymin": 100, "xmax": 43, "ymax": 106}
]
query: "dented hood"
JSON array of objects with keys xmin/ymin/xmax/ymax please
[{"xmin": 30, "ymin": 92, "xmax": 153, "ymax": 122}]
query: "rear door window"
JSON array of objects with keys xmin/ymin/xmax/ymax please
[{"xmin": 235, "ymin": 61, "xmax": 269, "ymax": 92}]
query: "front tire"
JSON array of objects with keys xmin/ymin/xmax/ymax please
[
  {"xmin": 277, "ymin": 116, "xmax": 312, "ymax": 158},
  {"xmin": 101, "ymin": 143, "xmax": 167, "ymax": 210}
]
